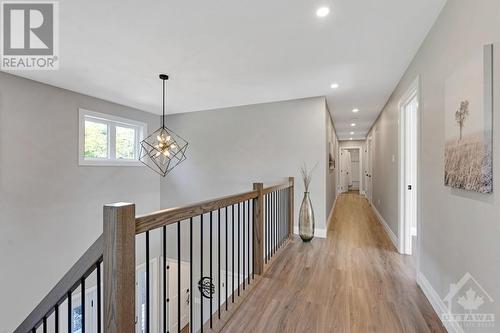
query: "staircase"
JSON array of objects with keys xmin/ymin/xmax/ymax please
[{"xmin": 14, "ymin": 178, "xmax": 294, "ymax": 333}]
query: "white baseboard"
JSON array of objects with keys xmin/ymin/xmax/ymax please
[
  {"xmin": 326, "ymin": 195, "xmax": 338, "ymax": 230},
  {"xmin": 293, "ymin": 226, "xmax": 327, "ymax": 238},
  {"xmin": 417, "ymin": 272, "xmax": 464, "ymax": 333},
  {"xmin": 371, "ymin": 205, "xmax": 400, "ymax": 252}
]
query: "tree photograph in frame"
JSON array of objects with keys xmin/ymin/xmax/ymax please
[{"xmin": 444, "ymin": 44, "xmax": 493, "ymax": 193}]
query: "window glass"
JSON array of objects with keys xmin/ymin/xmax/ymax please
[
  {"xmin": 84, "ymin": 120, "xmax": 108, "ymax": 159},
  {"xmin": 116, "ymin": 126, "xmax": 136, "ymax": 160}
]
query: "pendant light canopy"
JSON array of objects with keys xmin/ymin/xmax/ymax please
[{"xmin": 139, "ymin": 74, "xmax": 188, "ymax": 177}]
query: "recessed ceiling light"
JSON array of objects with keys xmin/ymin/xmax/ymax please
[
  {"xmin": 352, "ymin": 108, "xmax": 359, "ymax": 113},
  {"xmin": 350, "ymin": 123, "xmax": 356, "ymax": 127},
  {"xmin": 350, "ymin": 131, "xmax": 355, "ymax": 135},
  {"xmin": 330, "ymin": 83, "xmax": 339, "ymax": 89},
  {"xmin": 316, "ymin": 7, "xmax": 330, "ymax": 17}
]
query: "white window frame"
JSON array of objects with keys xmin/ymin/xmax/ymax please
[{"xmin": 79, "ymin": 108, "xmax": 147, "ymax": 166}]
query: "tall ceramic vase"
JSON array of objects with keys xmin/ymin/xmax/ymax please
[{"xmin": 299, "ymin": 192, "xmax": 315, "ymax": 242}]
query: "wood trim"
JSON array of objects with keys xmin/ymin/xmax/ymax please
[
  {"xmin": 103, "ymin": 203, "xmax": 136, "ymax": 333},
  {"xmin": 14, "ymin": 236, "xmax": 103, "ymax": 333},
  {"xmin": 252, "ymin": 183, "xmax": 264, "ymax": 275},
  {"xmin": 288, "ymin": 177, "xmax": 294, "ymax": 238},
  {"xmin": 262, "ymin": 180, "xmax": 293, "ymax": 195},
  {"xmin": 135, "ymin": 190, "xmax": 259, "ymax": 234}
]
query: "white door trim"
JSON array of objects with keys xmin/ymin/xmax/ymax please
[
  {"xmin": 340, "ymin": 146, "xmax": 363, "ymax": 193},
  {"xmin": 398, "ymin": 75, "xmax": 421, "ymax": 256}
]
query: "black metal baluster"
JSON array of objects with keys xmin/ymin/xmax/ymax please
[
  {"xmin": 43, "ymin": 316, "xmax": 47, "ymax": 333},
  {"xmin": 278, "ymin": 190, "xmax": 281, "ymax": 248},
  {"xmin": 270, "ymin": 193, "xmax": 273, "ymax": 259},
  {"xmin": 276, "ymin": 191, "xmax": 278, "ymax": 251},
  {"xmin": 67, "ymin": 291, "xmax": 72, "ymax": 333},
  {"xmin": 209, "ymin": 211, "xmax": 213, "ymax": 329},
  {"xmin": 277, "ymin": 190, "xmax": 280, "ymax": 249},
  {"xmin": 251, "ymin": 199, "xmax": 255, "ymax": 280},
  {"xmin": 280, "ymin": 190, "xmax": 283, "ymax": 246},
  {"xmin": 81, "ymin": 278, "xmax": 85, "ymax": 333},
  {"xmin": 264, "ymin": 194, "xmax": 269, "ymax": 264},
  {"xmin": 272, "ymin": 192, "xmax": 275, "ymax": 257},
  {"xmin": 177, "ymin": 221, "xmax": 181, "ymax": 333},
  {"xmin": 55, "ymin": 304, "xmax": 59, "ymax": 333},
  {"xmin": 218, "ymin": 208, "xmax": 221, "ymax": 319},
  {"xmin": 97, "ymin": 262, "xmax": 101, "ymax": 333},
  {"xmin": 146, "ymin": 231, "xmax": 150, "ymax": 333},
  {"xmin": 243, "ymin": 201, "xmax": 246, "ymax": 290},
  {"xmin": 200, "ymin": 214, "xmax": 203, "ymax": 333},
  {"xmin": 231, "ymin": 205, "xmax": 235, "ymax": 303},
  {"xmin": 286, "ymin": 188, "xmax": 288, "ymax": 241},
  {"xmin": 225, "ymin": 207, "xmax": 228, "ymax": 311},
  {"xmin": 237, "ymin": 202, "xmax": 240, "ymax": 296},
  {"xmin": 247, "ymin": 200, "xmax": 251, "ymax": 283},
  {"xmin": 190, "ymin": 217, "xmax": 193, "ymax": 333},
  {"xmin": 163, "ymin": 226, "xmax": 167, "ymax": 333}
]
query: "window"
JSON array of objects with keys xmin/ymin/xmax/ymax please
[{"xmin": 79, "ymin": 109, "xmax": 146, "ymax": 166}]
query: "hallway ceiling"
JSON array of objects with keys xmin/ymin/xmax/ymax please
[{"xmin": 5, "ymin": 0, "xmax": 446, "ymax": 140}]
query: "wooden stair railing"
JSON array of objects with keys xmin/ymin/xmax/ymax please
[{"xmin": 14, "ymin": 177, "xmax": 294, "ymax": 333}]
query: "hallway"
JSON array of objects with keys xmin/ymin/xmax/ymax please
[{"xmin": 220, "ymin": 193, "xmax": 445, "ymax": 332}]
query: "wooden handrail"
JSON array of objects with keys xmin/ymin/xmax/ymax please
[
  {"xmin": 262, "ymin": 178, "xmax": 294, "ymax": 195},
  {"xmin": 136, "ymin": 180, "xmax": 294, "ymax": 235},
  {"xmin": 14, "ymin": 235, "xmax": 103, "ymax": 333},
  {"xmin": 137, "ymin": 188, "xmax": 273, "ymax": 234}
]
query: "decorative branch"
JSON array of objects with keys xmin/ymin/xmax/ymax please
[{"xmin": 300, "ymin": 162, "xmax": 317, "ymax": 192}]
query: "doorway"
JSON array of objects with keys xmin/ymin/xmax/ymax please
[
  {"xmin": 339, "ymin": 147, "xmax": 363, "ymax": 194},
  {"xmin": 365, "ymin": 138, "xmax": 373, "ymax": 204},
  {"xmin": 399, "ymin": 77, "xmax": 420, "ymax": 256}
]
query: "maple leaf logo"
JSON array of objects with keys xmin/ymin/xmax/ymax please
[{"xmin": 458, "ymin": 288, "xmax": 484, "ymax": 312}]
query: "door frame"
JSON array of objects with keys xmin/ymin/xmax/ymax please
[
  {"xmin": 366, "ymin": 136, "xmax": 373, "ymax": 205},
  {"xmin": 340, "ymin": 146, "xmax": 363, "ymax": 194},
  {"xmin": 398, "ymin": 75, "xmax": 421, "ymax": 256}
]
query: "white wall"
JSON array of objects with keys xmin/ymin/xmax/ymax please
[
  {"xmin": 0, "ymin": 72, "xmax": 160, "ymax": 333},
  {"xmin": 368, "ymin": 0, "xmax": 500, "ymax": 331},
  {"xmin": 159, "ymin": 97, "xmax": 333, "ymax": 237},
  {"xmin": 325, "ymin": 106, "xmax": 339, "ymax": 226}
]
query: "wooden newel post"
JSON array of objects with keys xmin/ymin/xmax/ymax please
[
  {"xmin": 252, "ymin": 183, "xmax": 264, "ymax": 275},
  {"xmin": 288, "ymin": 177, "xmax": 294, "ymax": 238},
  {"xmin": 103, "ymin": 203, "xmax": 136, "ymax": 333}
]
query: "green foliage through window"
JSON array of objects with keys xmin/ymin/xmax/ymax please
[
  {"xmin": 84, "ymin": 120, "xmax": 108, "ymax": 158},
  {"xmin": 116, "ymin": 126, "xmax": 136, "ymax": 159}
]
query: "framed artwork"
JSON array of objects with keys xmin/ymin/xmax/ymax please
[{"xmin": 444, "ymin": 44, "xmax": 493, "ymax": 193}]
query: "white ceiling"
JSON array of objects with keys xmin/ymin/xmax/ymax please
[{"xmin": 6, "ymin": 0, "xmax": 446, "ymax": 140}]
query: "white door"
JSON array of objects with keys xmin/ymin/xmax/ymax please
[
  {"xmin": 339, "ymin": 150, "xmax": 349, "ymax": 193},
  {"xmin": 167, "ymin": 260, "xmax": 190, "ymax": 332},
  {"xmin": 401, "ymin": 92, "xmax": 418, "ymax": 254},
  {"xmin": 366, "ymin": 139, "xmax": 373, "ymax": 204},
  {"xmin": 136, "ymin": 259, "xmax": 160, "ymax": 333},
  {"xmin": 399, "ymin": 78, "xmax": 419, "ymax": 255}
]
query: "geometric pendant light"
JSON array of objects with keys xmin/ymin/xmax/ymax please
[{"xmin": 139, "ymin": 74, "xmax": 188, "ymax": 177}]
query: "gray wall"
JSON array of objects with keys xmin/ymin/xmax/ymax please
[
  {"xmin": 0, "ymin": 73, "xmax": 160, "ymax": 333},
  {"xmin": 368, "ymin": 0, "xmax": 500, "ymax": 330},
  {"xmin": 325, "ymin": 106, "xmax": 338, "ymax": 227},
  {"xmin": 160, "ymin": 97, "xmax": 332, "ymax": 236}
]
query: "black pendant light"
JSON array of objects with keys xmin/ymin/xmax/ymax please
[{"xmin": 139, "ymin": 74, "xmax": 188, "ymax": 176}]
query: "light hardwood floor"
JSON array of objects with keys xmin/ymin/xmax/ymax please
[{"xmin": 219, "ymin": 192, "xmax": 446, "ymax": 332}]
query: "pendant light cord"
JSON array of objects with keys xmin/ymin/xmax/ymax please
[{"xmin": 162, "ymin": 78, "xmax": 166, "ymax": 128}]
